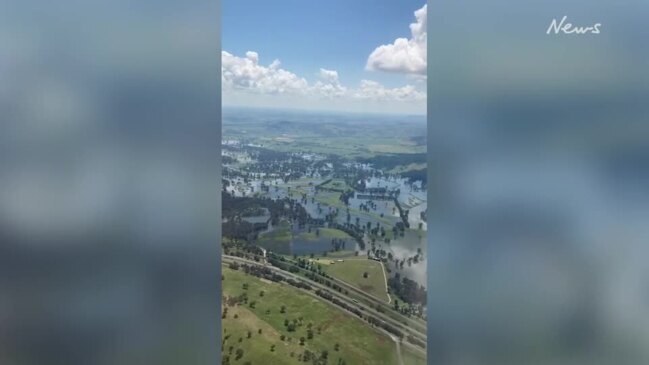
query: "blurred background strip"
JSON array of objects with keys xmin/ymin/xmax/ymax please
[
  {"xmin": 428, "ymin": 1, "xmax": 649, "ymax": 364},
  {"xmin": 0, "ymin": 1, "xmax": 221, "ymax": 364}
]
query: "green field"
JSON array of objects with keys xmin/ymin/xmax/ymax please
[
  {"xmin": 257, "ymin": 220, "xmax": 292, "ymax": 253},
  {"xmin": 313, "ymin": 191, "xmax": 345, "ymax": 208},
  {"xmin": 401, "ymin": 346, "xmax": 427, "ymax": 365},
  {"xmin": 223, "ymin": 117, "xmax": 426, "ymax": 160},
  {"xmin": 300, "ymin": 250, "xmax": 357, "ymax": 261},
  {"xmin": 319, "ymin": 179, "xmax": 352, "ymax": 191},
  {"xmin": 323, "ymin": 258, "xmax": 390, "ymax": 303},
  {"xmin": 222, "ymin": 267, "xmax": 399, "ymax": 365},
  {"xmin": 388, "ymin": 163, "xmax": 427, "ymax": 174},
  {"xmin": 258, "ymin": 221, "xmax": 354, "ymax": 255},
  {"xmin": 295, "ymin": 228, "xmax": 352, "ymax": 242}
]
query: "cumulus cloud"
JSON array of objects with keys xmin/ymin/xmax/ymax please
[
  {"xmin": 222, "ymin": 51, "xmax": 424, "ymax": 103},
  {"xmin": 318, "ymin": 68, "xmax": 339, "ymax": 83},
  {"xmin": 353, "ymin": 80, "xmax": 425, "ymax": 102},
  {"xmin": 366, "ymin": 4, "xmax": 427, "ymax": 75},
  {"xmin": 221, "ymin": 51, "xmax": 308, "ymax": 94},
  {"xmin": 311, "ymin": 68, "xmax": 347, "ymax": 98}
]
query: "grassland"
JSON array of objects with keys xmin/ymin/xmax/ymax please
[
  {"xmin": 322, "ymin": 258, "xmax": 390, "ymax": 303},
  {"xmin": 295, "ymin": 228, "xmax": 352, "ymax": 242},
  {"xmin": 223, "ymin": 115, "xmax": 426, "ymax": 160},
  {"xmin": 222, "ymin": 267, "xmax": 399, "ymax": 365},
  {"xmin": 313, "ymin": 191, "xmax": 345, "ymax": 208},
  {"xmin": 257, "ymin": 220, "xmax": 292, "ymax": 253},
  {"xmin": 388, "ymin": 163, "xmax": 427, "ymax": 174},
  {"xmin": 402, "ymin": 346, "xmax": 427, "ymax": 365},
  {"xmin": 367, "ymin": 142, "xmax": 424, "ymax": 154},
  {"xmin": 319, "ymin": 179, "xmax": 352, "ymax": 191},
  {"xmin": 303, "ymin": 250, "xmax": 358, "ymax": 261},
  {"xmin": 257, "ymin": 222, "xmax": 355, "ymax": 255}
]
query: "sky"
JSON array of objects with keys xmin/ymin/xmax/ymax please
[{"xmin": 222, "ymin": 0, "xmax": 427, "ymax": 115}]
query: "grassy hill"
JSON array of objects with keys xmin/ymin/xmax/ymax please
[{"xmin": 221, "ymin": 267, "xmax": 400, "ymax": 365}]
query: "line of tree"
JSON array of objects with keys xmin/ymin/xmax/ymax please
[
  {"xmin": 357, "ymin": 153, "xmax": 426, "ymax": 171},
  {"xmin": 401, "ymin": 168, "xmax": 427, "ymax": 187},
  {"xmin": 387, "ymin": 272, "xmax": 427, "ymax": 305},
  {"xmin": 393, "ymin": 198, "xmax": 410, "ymax": 228}
]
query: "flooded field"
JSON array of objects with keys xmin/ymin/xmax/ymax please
[{"xmin": 223, "ymin": 150, "xmax": 427, "ymax": 287}]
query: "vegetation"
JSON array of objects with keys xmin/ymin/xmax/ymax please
[
  {"xmin": 221, "ymin": 267, "xmax": 400, "ymax": 364},
  {"xmin": 222, "ymin": 113, "xmax": 427, "ymax": 363},
  {"xmin": 387, "ymin": 272, "xmax": 425, "ymax": 304},
  {"xmin": 357, "ymin": 153, "xmax": 426, "ymax": 172},
  {"xmin": 323, "ymin": 259, "xmax": 390, "ymax": 303}
]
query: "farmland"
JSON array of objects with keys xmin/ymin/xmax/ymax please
[
  {"xmin": 222, "ymin": 267, "xmax": 402, "ymax": 365},
  {"xmin": 323, "ymin": 259, "xmax": 390, "ymax": 303}
]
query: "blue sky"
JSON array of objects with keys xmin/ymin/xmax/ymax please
[{"xmin": 222, "ymin": 0, "xmax": 427, "ymax": 114}]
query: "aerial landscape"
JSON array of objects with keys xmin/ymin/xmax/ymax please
[
  {"xmin": 221, "ymin": 2, "xmax": 427, "ymax": 364},
  {"xmin": 221, "ymin": 108, "xmax": 427, "ymax": 365}
]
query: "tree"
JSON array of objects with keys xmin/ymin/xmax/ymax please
[
  {"xmin": 259, "ymin": 290, "xmax": 265, "ymax": 297},
  {"xmin": 247, "ymin": 331, "xmax": 251, "ymax": 338},
  {"xmin": 334, "ymin": 343, "xmax": 340, "ymax": 351},
  {"xmin": 280, "ymin": 305, "xmax": 286, "ymax": 314},
  {"xmin": 363, "ymin": 272, "xmax": 369, "ymax": 278},
  {"xmin": 235, "ymin": 348, "xmax": 244, "ymax": 360},
  {"xmin": 270, "ymin": 344, "xmax": 275, "ymax": 352},
  {"xmin": 299, "ymin": 337, "xmax": 306, "ymax": 345},
  {"xmin": 303, "ymin": 350, "xmax": 312, "ymax": 361}
]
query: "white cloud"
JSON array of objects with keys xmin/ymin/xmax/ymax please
[
  {"xmin": 221, "ymin": 51, "xmax": 308, "ymax": 94},
  {"xmin": 318, "ymin": 68, "xmax": 339, "ymax": 83},
  {"xmin": 366, "ymin": 4, "xmax": 427, "ymax": 75},
  {"xmin": 222, "ymin": 51, "xmax": 425, "ymax": 106},
  {"xmin": 245, "ymin": 51, "xmax": 259, "ymax": 64},
  {"xmin": 353, "ymin": 80, "xmax": 425, "ymax": 102},
  {"xmin": 311, "ymin": 68, "xmax": 347, "ymax": 98}
]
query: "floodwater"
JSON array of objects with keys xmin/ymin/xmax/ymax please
[
  {"xmin": 223, "ymin": 168, "xmax": 428, "ymax": 287},
  {"xmin": 257, "ymin": 222, "xmax": 352, "ymax": 256}
]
